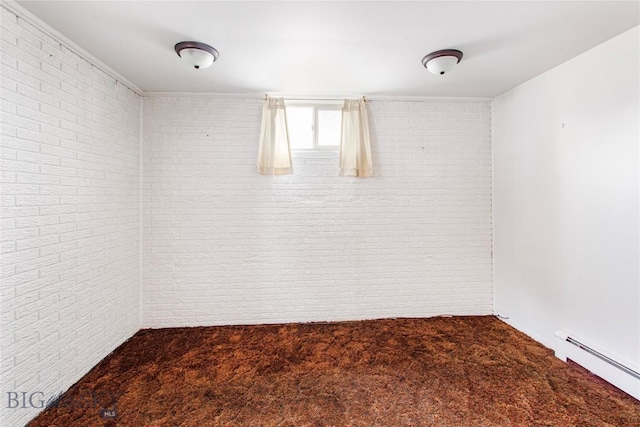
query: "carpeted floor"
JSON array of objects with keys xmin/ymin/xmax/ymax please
[{"xmin": 28, "ymin": 316, "xmax": 639, "ymax": 426}]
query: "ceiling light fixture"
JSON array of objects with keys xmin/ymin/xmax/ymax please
[
  {"xmin": 175, "ymin": 41, "xmax": 219, "ymax": 70},
  {"xmin": 421, "ymin": 49, "xmax": 463, "ymax": 75}
]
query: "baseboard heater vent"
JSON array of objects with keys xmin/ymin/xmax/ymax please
[
  {"xmin": 565, "ymin": 336, "xmax": 640, "ymax": 379},
  {"xmin": 554, "ymin": 330, "xmax": 640, "ymax": 399}
]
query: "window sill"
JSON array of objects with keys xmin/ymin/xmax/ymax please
[{"xmin": 292, "ymin": 150, "xmax": 339, "ymax": 159}]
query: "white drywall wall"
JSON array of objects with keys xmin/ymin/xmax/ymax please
[{"xmin": 493, "ymin": 27, "xmax": 639, "ymax": 380}]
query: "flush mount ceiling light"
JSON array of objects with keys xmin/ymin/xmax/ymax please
[
  {"xmin": 174, "ymin": 41, "xmax": 219, "ymax": 70},
  {"xmin": 421, "ymin": 49, "xmax": 463, "ymax": 75}
]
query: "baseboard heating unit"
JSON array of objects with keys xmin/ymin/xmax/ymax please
[{"xmin": 554, "ymin": 330, "xmax": 640, "ymax": 400}]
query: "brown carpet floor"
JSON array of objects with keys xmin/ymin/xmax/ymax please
[{"xmin": 28, "ymin": 316, "xmax": 639, "ymax": 426}]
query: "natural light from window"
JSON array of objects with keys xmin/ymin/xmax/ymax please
[{"xmin": 286, "ymin": 103, "xmax": 341, "ymax": 151}]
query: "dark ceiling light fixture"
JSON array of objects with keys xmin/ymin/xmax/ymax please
[
  {"xmin": 174, "ymin": 41, "xmax": 219, "ymax": 69},
  {"xmin": 421, "ymin": 49, "xmax": 463, "ymax": 75}
]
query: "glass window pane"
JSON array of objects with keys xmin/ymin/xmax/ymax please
[
  {"xmin": 286, "ymin": 107, "xmax": 314, "ymax": 149},
  {"xmin": 318, "ymin": 109, "xmax": 341, "ymax": 147}
]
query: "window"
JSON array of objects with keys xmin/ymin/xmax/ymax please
[{"xmin": 285, "ymin": 102, "xmax": 342, "ymax": 151}]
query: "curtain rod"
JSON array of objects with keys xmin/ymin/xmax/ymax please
[{"xmin": 263, "ymin": 95, "xmax": 367, "ymax": 102}]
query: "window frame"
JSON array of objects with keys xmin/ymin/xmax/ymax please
[{"xmin": 285, "ymin": 100, "xmax": 342, "ymax": 154}]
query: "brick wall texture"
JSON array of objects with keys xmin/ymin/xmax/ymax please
[
  {"xmin": 141, "ymin": 95, "xmax": 492, "ymax": 328},
  {"xmin": 1, "ymin": 6, "xmax": 493, "ymax": 426},
  {"xmin": 1, "ymin": 8, "xmax": 141, "ymax": 426}
]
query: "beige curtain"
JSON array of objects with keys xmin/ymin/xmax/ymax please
[
  {"xmin": 257, "ymin": 97, "xmax": 293, "ymax": 175},
  {"xmin": 339, "ymin": 99, "xmax": 373, "ymax": 177}
]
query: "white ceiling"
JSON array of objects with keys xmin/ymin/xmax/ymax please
[{"xmin": 17, "ymin": 1, "xmax": 640, "ymax": 97}]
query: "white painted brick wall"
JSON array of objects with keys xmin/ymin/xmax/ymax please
[
  {"xmin": 1, "ymin": 5, "xmax": 493, "ymax": 424},
  {"xmin": 142, "ymin": 95, "xmax": 492, "ymax": 327},
  {"xmin": 0, "ymin": 8, "xmax": 141, "ymax": 426}
]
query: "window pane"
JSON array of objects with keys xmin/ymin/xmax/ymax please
[
  {"xmin": 286, "ymin": 107, "xmax": 314, "ymax": 149},
  {"xmin": 318, "ymin": 109, "xmax": 341, "ymax": 147}
]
